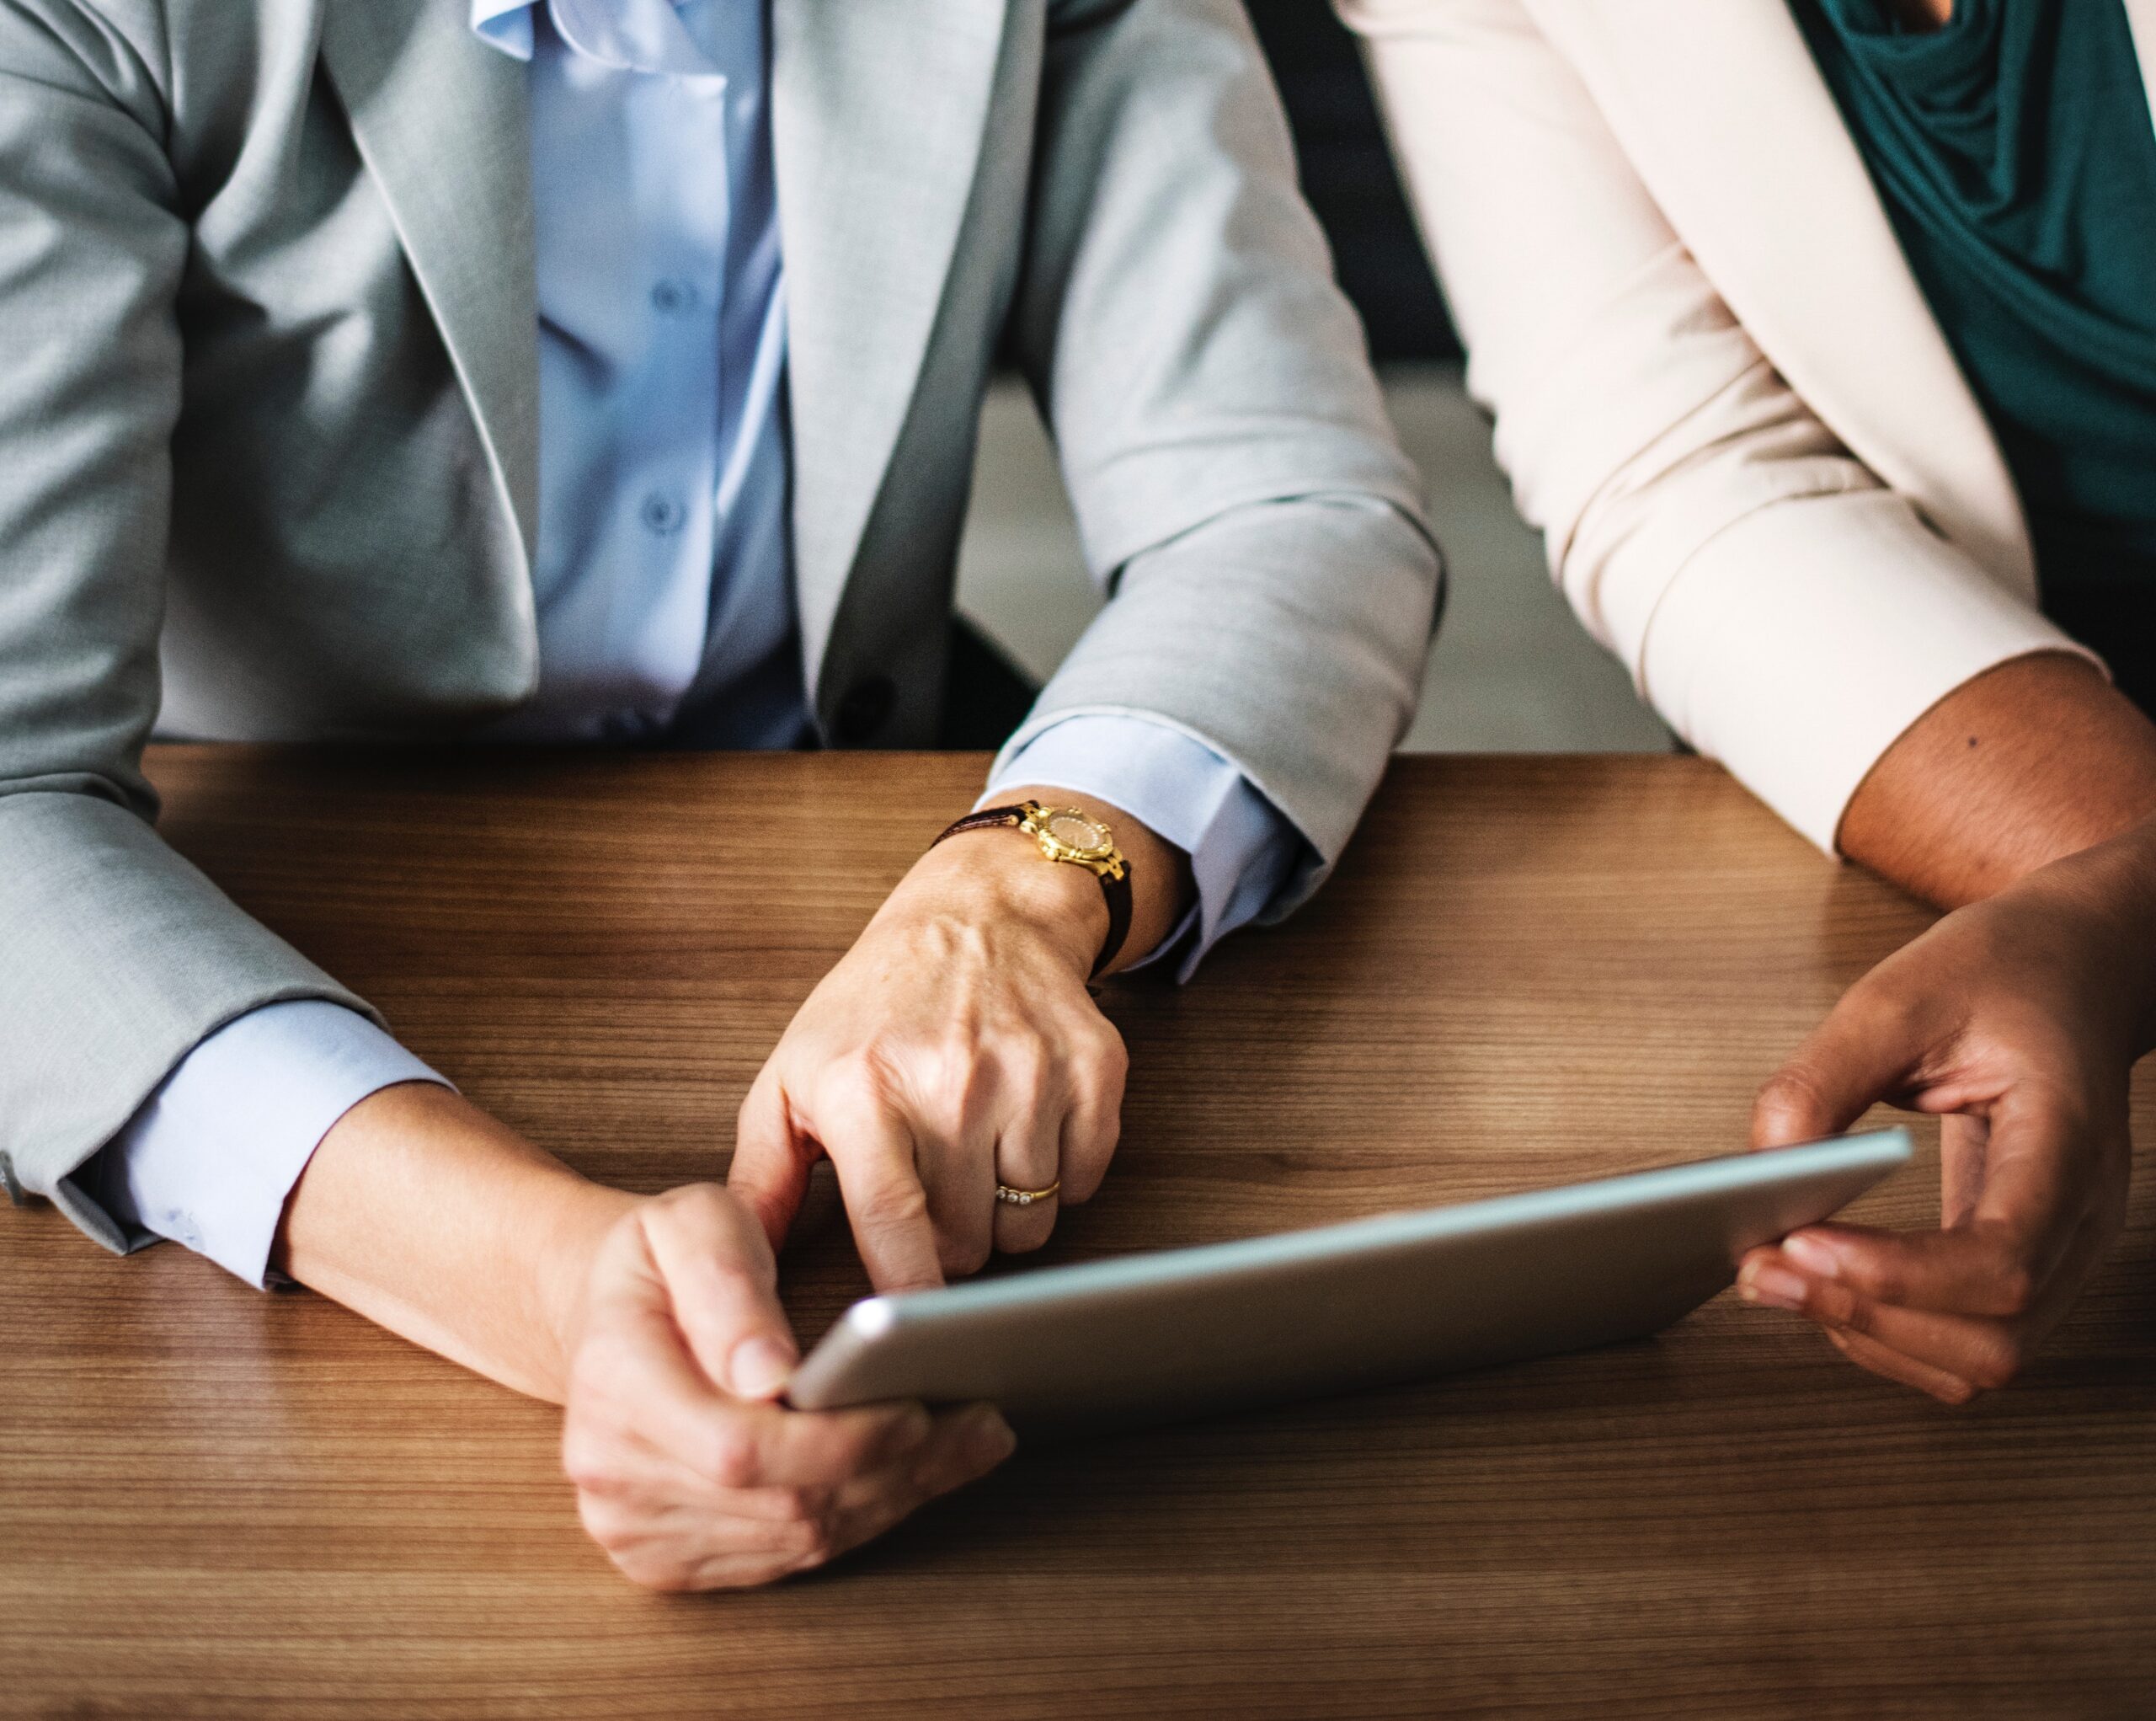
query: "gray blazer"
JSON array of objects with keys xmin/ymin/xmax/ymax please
[{"xmin": 0, "ymin": 0, "xmax": 1441, "ymax": 1246}]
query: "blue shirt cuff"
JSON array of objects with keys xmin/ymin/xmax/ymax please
[
  {"xmin": 985, "ymin": 714, "xmax": 1299, "ymax": 981},
  {"xmin": 89, "ymin": 1001, "xmax": 451, "ymax": 1290}
]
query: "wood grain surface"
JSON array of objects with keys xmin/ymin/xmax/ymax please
[{"xmin": 3, "ymin": 749, "xmax": 2150, "ymax": 1719}]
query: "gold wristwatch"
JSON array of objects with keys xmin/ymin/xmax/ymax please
[{"xmin": 931, "ymin": 800, "xmax": 1133, "ymax": 978}]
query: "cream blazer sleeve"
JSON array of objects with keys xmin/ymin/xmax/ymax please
[{"xmin": 1340, "ymin": 0, "xmax": 2089, "ymax": 852}]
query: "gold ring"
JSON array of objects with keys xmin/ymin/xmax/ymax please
[{"xmin": 995, "ymin": 1180, "xmax": 1061, "ymax": 1208}]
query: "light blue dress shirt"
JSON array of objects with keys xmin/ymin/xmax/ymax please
[{"xmin": 92, "ymin": 0, "xmax": 1294, "ymax": 1288}]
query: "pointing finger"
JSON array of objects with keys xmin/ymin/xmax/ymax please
[
  {"xmin": 815, "ymin": 1090, "xmax": 947, "ymax": 1294},
  {"xmin": 1752, "ymin": 981, "xmax": 1945, "ymax": 1150}
]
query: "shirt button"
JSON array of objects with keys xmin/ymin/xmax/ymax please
[
  {"xmin": 650, "ymin": 278, "xmax": 696, "ymax": 316},
  {"xmin": 639, "ymin": 493, "xmax": 686, "ymax": 536}
]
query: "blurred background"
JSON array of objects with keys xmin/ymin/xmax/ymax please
[{"xmin": 954, "ymin": 2, "xmax": 1669, "ymax": 754}]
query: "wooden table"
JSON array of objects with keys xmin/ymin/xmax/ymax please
[{"xmin": 4, "ymin": 751, "xmax": 2152, "ymax": 1718}]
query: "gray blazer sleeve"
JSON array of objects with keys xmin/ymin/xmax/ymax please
[
  {"xmin": 0, "ymin": 5, "xmax": 377, "ymax": 1243},
  {"xmin": 996, "ymin": 0, "xmax": 1444, "ymax": 917}
]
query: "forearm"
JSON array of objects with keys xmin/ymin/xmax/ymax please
[
  {"xmin": 271, "ymin": 1082, "xmax": 637, "ymax": 1403},
  {"xmin": 1838, "ymin": 653, "xmax": 2156, "ymax": 908}
]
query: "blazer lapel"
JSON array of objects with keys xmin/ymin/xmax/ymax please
[
  {"xmin": 320, "ymin": 0, "xmax": 542, "ymax": 580},
  {"xmin": 771, "ymin": 0, "xmax": 1010, "ymax": 676},
  {"xmin": 1525, "ymin": 0, "xmax": 2036, "ymax": 595}
]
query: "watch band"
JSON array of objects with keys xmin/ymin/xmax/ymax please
[{"xmin": 933, "ymin": 803, "xmax": 1135, "ymax": 980}]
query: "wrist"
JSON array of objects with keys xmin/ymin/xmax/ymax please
[
  {"xmin": 2103, "ymin": 815, "xmax": 2156, "ymax": 1051},
  {"xmin": 536, "ymin": 1181, "xmax": 644, "ymax": 1402},
  {"xmin": 2042, "ymin": 811, "xmax": 2156, "ymax": 1056},
  {"xmin": 275, "ymin": 1084, "xmax": 641, "ymax": 1404},
  {"xmin": 894, "ymin": 831, "xmax": 1109, "ymax": 978},
  {"xmin": 936, "ymin": 787, "xmax": 1193, "ymax": 976}
]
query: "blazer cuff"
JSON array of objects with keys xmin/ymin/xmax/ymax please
[{"xmin": 1640, "ymin": 490, "xmax": 2104, "ymax": 854}]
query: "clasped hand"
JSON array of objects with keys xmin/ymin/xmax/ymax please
[
  {"xmin": 558, "ymin": 1184, "xmax": 1015, "ymax": 1590},
  {"xmin": 561, "ymin": 804, "xmax": 1159, "ymax": 1590}
]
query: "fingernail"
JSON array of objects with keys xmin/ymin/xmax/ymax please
[
  {"xmin": 729, "ymin": 1336, "xmax": 797, "ymax": 1399},
  {"xmin": 1738, "ymin": 1261, "xmax": 1810, "ymax": 1312},
  {"xmin": 967, "ymin": 1406, "xmax": 1017, "ymax": 1467},
  {"xmin": 1780, "ymin": 1232, "xmax": 1843, "ymax": 1280}
]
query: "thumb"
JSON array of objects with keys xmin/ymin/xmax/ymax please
[
  {"xmin": 641, "ymin": 1185, "xmax": 800, "ymax": 1402},
  {"xmin": 728, "ymin": 1066, "xmax": 819, "ymax": 1258},
  {"xmin": 1752, "ymin": 975, "xmax": 1935, "ymax": 1150}
]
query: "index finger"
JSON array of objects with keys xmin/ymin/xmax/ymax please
[
  {"xmin": 1751, "ymin": 984, "xmax": 1933, "ymax": 1151},
  {"xmin": 814, "ymin": 1089, "xmax": 947, "ymax": 1294}
]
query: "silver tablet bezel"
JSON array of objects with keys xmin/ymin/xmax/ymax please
[{"xmin": 788, "ymin": 1130, "xmax": 1914, "ymax": 1431}]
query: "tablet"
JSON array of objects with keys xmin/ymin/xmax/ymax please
[{"xmin": 787, "ymin": 1130, "xmax": 1913, "ymax": 1433}]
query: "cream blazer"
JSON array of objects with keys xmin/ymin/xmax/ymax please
[{"xmin": 1340, "ymin": 0, "xmax": 2156, "ymax": 852}]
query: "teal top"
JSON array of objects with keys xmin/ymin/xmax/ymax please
[{"xmin": 1795, "ymin": 0, "xmax": 2156, "ymax": 711}]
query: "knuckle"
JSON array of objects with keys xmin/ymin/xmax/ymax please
[
  {"xmin": 1086, "ymin": 1024, "xmax": 1130, "ymax": 1087},
  {"xmin": 779, "ymin": 1514, "xmax": 837, "ymax": 1570},
  {"xmin": 1860, "ymin": 1262, "xmax": 1909, "ymax": 1308},
  {"xmin": 568, "ymin": 1342, "xmax": 636, "ymax": 1410},
  {"xmin": 560, "ymin": 1428, "xmax": 618, "ymax": 1494},
  {"xmin": 649, "ymin": 1182, "xmax": 750, "ymax": 1249},
  {"xmin": 918, "ymin": 1078, "xmax": 979, "ymax": 1147},
  {"xmin": 708, "ymin": 1429, "xmax": 761, "ymax": 1490},
  {"xmin": 1005, "ymin": 1037, "xmax": 1052, "ymax": 1094},
  {"xmin": 575, "ymin": 1491, "xmax": 634, "ymax": 1550},
  {"xmin": 943, "ymin": 1231, "xmax": 994, "ymax": 1277},
  {"xmin": 1989, "ymin": 1262, "xmax": 2038, "ymax": 1319},
  {"xmin": 825, "ymin": 1050, "xmax": 900, "ymax": 1117},
  {"xmin": 932, "ymin": 1055, "xmax": 985, "ymax": 1130},
  {"xmin": 869, "ymin": 1176, "xmax": 933, "ymax": 1232},
  {"xmin": 702, "ymin": 1249, "xmax": 773, "ymax": 1302},
  {"xmin": 1753, "ymin": 1067, "xmax": 1828, "ymax": 1131},
  {"xmin": 655, "ymin": 1181, "xmax": 718, "ymax": 1215}
]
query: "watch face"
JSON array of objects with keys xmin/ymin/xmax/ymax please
[{"xmin": 1044, "ymin": 812, "xmax": 1110, "ymax": 854}]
